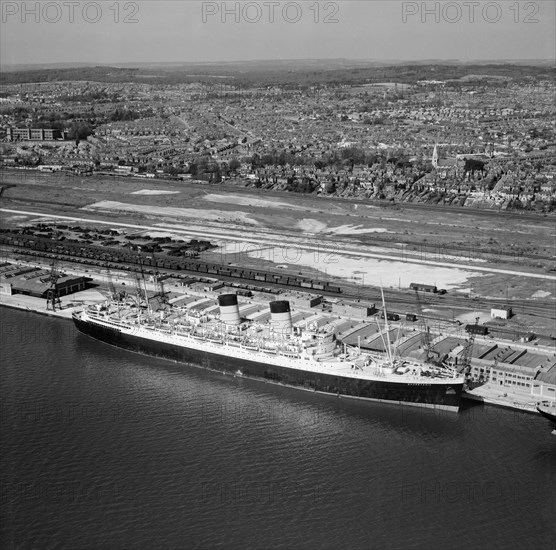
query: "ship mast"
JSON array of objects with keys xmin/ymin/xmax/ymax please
[{"xmin": 380, "ymin": 285, "xmax": 394, "ymax": 366}]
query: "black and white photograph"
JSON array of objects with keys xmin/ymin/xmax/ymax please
[{"xmin": 1, "ymin": 1, "xmax": 555, "ymax": 548}]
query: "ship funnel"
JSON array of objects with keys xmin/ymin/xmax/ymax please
[
  {"xmin": 269, "ymin": 300, "xmax": 292, "ymax": 337},
  {"xmin": 218, "ymin": 294, "xmax": 241, "ymax": 325}
]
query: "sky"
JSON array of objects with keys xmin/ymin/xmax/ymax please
[{"xmin": 1, "ymin": 0, "xmax": 555, "ymax": 67}]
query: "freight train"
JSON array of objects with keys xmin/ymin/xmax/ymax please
[{"xmin": 0, "ymin": 231, "xmax": 342, "ymax": 294}]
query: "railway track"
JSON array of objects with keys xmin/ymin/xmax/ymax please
[
  {"xmin": 2, "ymin": 241, "xmax": 554, "ymax": 322},
  {"xmin": 0, "ymin": 240, "xmax": 341, "ymax": 293}
]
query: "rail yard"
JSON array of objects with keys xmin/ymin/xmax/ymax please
[{"xmin": 1, "ymin": 216, "xmax": 554, "ymax": 340}]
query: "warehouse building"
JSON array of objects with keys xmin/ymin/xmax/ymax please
[
  {"xmin": 280, "ymin": 291, "xmax": 322, "ymax": 309},
  {"xmin": 0, "ymin": 263, "xmax": 89, "ymax": 298},
  {"xmin": 491, "ymin": 305, "xmax": 513, "ymax": 319},
  {"xmin": 532, "ymin": 364, "xmax": 556, "ymax": 402},
  {"xmin": 332, "ymin": 300, "xmax": 376, "ymax": 319}
]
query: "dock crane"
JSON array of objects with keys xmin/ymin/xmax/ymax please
[
  {"xmin": 460, "ymin": 316, "xmax": 480, "ymax": 378},
  {"xmin": 104, "ymin": 263, "xmax": 127, "ymax": 311},
  {"xmin": 135, "ymin": 246, "xmax": 152, "ymax": 315},
  {"xmin": 152, "ymin": 253, "xmax": 168, "ymax": 308},
  {"xmin": 105, "ymin": 263, "xmax": 118, "ymax": 301},
  {"xmin": 413, "ymin": 289, "xmax": 440, "ymax": 364},
  {"xmin": 133, "ymin": 274, "xmax": 146, "ymax": 307},
  {"xmin": 125, "ymin": 242, "xmax": 145, "ymax": 307},
  {"xmin": 45, "ymin": 260, "xmax": 62, "ymax": 311}
]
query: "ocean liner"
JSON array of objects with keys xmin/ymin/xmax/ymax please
[{"xmin": 72, "ymin": 292, "xmax": 464, "ymax": 411}]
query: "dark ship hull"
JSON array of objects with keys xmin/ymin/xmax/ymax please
[
  {"xmin": 537, "ymin": 405, "xmax": 556, "ymax": 424},
  {"xmin": 73, "ymin": 314, "xmax": 463, "ymax": 411}
]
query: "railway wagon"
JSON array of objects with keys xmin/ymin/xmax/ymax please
[
  {"xmin": 410, "ymin": 282, "xmax": 438, "ymax": 293},
  {"xmin": 381, "ymin": 312, "xmax": 400, "ymax": 321},
  {"xmin": 236, "ymin": 289, "xmax": 253, "ymax": 297},
  {"xmin": 1, "ymin": 231, "xmax": 344, "ymax": 296},
  {"xmin": 182, "ymin": 261, "xmax": 199, "ymax": 271},
  {"xmin": 465, "ymin": 324, "xmax": 489, "ymax": 336}
]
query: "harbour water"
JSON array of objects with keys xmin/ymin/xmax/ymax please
[{"xmin": 1, "ymin": 307, "xmax": 555, "ymax": 549}]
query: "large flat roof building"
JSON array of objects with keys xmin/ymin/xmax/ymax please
[{"xmin": 7, "ymin": 127, "xmax": 61, "ymax": 141}]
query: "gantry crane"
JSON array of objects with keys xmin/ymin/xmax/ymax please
[
  {"xmin": 152, "ymin": 253, "xmax": 168, "ymax": 308},
  {"xmin": 133, "ymin": 273, "xmax": 146, "ymax": 306},
  {"xmin": 460, "ymin": 316, "xmax": 480, "ymax": 376},
  {"xmin": 45, "ymin": 260, "xmax": 62, "ymax": 311},
  {"xmin": 105, "ymin": 263, "xmax": 117, "ymax": 301},
  {"xmin": 413, "ymin": 289, "xmax": 440, "ymax": 364}
]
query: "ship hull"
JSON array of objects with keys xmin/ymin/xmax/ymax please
[
  {"xmin": 73, "ymin": 315, "xmax": 462, "ymax": 412},
  {"xmin": 537, "ymin": 406, "xmax": 556, "ymax": 424}
]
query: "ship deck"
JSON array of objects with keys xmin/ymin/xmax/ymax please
[{"xmin": 78, "ymin": 308, "xmax": 463, "ymax": 386}]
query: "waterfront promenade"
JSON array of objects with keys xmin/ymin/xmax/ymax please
[{"xmin": 463, "ymin": 383, "xmax": 540, "ymax": 414}]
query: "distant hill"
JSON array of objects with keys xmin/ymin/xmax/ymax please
[{"xmin": 1, "ymin": 59, "xmax": 554, "ymax": 86}]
